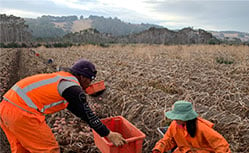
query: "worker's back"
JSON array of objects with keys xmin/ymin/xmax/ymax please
[{"xmin": 3, "ymin": 71, "xmax": 79, "ymax": 114}]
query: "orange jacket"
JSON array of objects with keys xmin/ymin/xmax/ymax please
[
  {"xmin": 3, "ymin": 71, "xmax": 80, "ymax": 114},
  {"xmin": 153, "ymin": 117, "xmax": 231, "ymax": 153}
]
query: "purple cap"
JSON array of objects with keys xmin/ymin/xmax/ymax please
[{"xmin": 70, "ymin": 59, "xmax": 97, "ymax": 80}]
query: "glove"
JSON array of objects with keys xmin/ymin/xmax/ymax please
[
  {"xmin": 107, "ymin": 131, "xmax": 127, "ymax": 146},
  {"xmin": 152, "ymin": 150, "xmax": 161, "ymax": 153}
]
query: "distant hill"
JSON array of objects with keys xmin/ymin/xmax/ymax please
[
  {"xmin": 23, "ymin": 15, "xmax": 249, "ymax": 44},
  {"xmin": 24, "ymin": 15, "xmax": 163, "ymax": 38},
  {"xmin": 64, "ymin": 27, "xmax": 219, "ymax": 45},
  {"xmin": 25, "ymin": 16, "xmax": 71, "ymax": 38},
  {"xmin": 88, "ymin": 15, "xmax": 163, "ymax": 36},
  {"xmin": 210, "ymin": 31, "xmax": 249, "ymax": 42},
  {"xmin": 1, "ymin": 14, "xmax": 248, "ymax": 45},
  {"xmin": 118, "ymin": 27, "xmax": 219, "ymax": 44}
]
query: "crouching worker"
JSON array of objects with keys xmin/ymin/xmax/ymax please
[
  {"xmin": 152, "ymin": 100, "xmax": 231, "ymax": 153},
  {"xmin": 0, "ymin": 59, "xmax": 127, "ymax": 153}
]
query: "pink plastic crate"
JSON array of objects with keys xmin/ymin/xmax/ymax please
[{"xmin": 92, "ymin": 116, "xmax": 146, "ymax": 153}]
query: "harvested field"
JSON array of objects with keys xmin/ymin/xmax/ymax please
[{"xmin": 0, "ymin": 44, "xmax": 249, "ymax": 153}]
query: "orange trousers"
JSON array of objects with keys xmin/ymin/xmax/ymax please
[{"xmin": 0, "ymin": 100, "xmax": 60, "ymax": 153}]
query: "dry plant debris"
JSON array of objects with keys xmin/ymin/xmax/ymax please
[{"xmin": 0, "ymin": 44, "xmax": 249, "ymax": 153}]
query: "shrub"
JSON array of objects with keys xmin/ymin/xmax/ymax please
[
  {"xmin": 21, "ymin": 43, "xmax": 27, "ymax": 48},
  {"xmin": 208, "ymin": 38, "xmax": 220, "ymax": 45},
  {"xmin": 53, "ymin": 42, "xmax": 73, "ymax": 48},
  {"xmin": 5, "ymin": 42, "xmax": 21, "ymax": 48},
  {"xmin": 37, "ymin": 43, "xmax": 42, "ymax": 47},
  {"xmin": 45, "ymin": 44, "xmax": 52, "ymax": 48},
  {"xmin": 216, "ymin": 57, "xmax": 234, "ymax": 64},
  {"xmin": 0, "ymin": 43, "xmax": 5, "ymax": 48},
  {"xmin": 99, "ymin": 43, "xmax": 109, "ymax": 48}
]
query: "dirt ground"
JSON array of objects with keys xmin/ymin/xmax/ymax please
[{"xmin": 0, "ymin": 44, "xmax": 249, "ymax": 153}]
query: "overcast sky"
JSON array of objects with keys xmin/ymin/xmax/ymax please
[{"xmin": 0, "ymin": 0, "xmax": 249, "ymax": 33}]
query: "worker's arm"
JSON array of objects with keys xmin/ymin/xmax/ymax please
[
  {"xmin": 152, "ymin": 122, "xmax": 177, "ymax": 153},
  {"xmin": 61, "ymin": 84, "xmax": 110, "ymax": 137},
  {"xmin": 201, "ymin": 125, "xmax": 231, "ymax": 153},
  {"xmin": 59, "ymin": 80, "xmax": 127, "ymax": 146}
]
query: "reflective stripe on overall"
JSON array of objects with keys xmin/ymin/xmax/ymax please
[{"xmin": 3, "ymin": 75, "xmax": 78, "ymax": 113}]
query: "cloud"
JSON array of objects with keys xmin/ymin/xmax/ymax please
[
  {"xmin": 143, "ymin": 0, "xmax": 249, "ymax": 32},
  {"xmin": 0, "ymin": 0, "xmax": 248, "ymax": 32},
  {"xmin": 49, "ymin": 0, "xmax": 158, "ymax": 24},
  {"xmin": 0, "ymin": 8, "xmax": 44, "ymax": 18},
  {"xmin": 51, "ymin": 0, "xmax": 94, "ymax": 11},
  {"xmin": 0, "ymin": 0, "xmax": 68, "ymax": 16}
]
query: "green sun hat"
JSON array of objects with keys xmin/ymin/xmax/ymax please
[{"xmin": 165, "ymin": 100, "xmax": 198, "ymax": 121}]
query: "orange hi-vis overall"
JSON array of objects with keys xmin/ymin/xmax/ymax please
[
  {"xmin": 153, "ymin": 117, "xmax": 231, "ymax": 153},
  {"xmin": 0, "ymin": 71, "xmax": 80, "ymax": 153}
]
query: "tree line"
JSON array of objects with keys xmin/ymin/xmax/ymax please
[{"xmin": 0, "ymin": 14, "xmax": 32, "ymax": 43}]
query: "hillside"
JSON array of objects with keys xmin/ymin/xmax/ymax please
[
  {"xmin": 23, "ymin": 15, "xmax": 249, "ymax": 44},
  {"xmin": 88, "ymin": 15, "xmax": 163, "ymax": 36},
  {"xmin": 63, "ymin": 27, "xmax": 219, "ymax": 45},
  {"xmin": 71, "ymin": 19, "xmax": 92, "ymax": 33},
  {"xmin": 1, "ymin": 14, "xmax": 248, "ymax": 45},
  {"xmin": 25, "ymin": 16, "xmax": 70, "ymax": 38},
  {"xmin": 24, "ymin": 15, "xmax": 162, "ymax": 38},
  {"xmin": 117, "ymin": 27, "xmax": 219, "ymax": 44},
  {"xmin": 24, "ymin": 15, "xmax": 249, "ymax": 43},
  {"xmin": 210, "ymin": 31, "xmax": 249, "ymax": 42}
]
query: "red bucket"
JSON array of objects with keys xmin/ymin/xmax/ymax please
[{"xmin": 92, "ymin": 116, "xmax": 146, "ymax": 153}]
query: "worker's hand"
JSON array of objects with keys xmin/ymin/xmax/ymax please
[
  {"xmin": 107, "ymin": 131, "xmax": 127, "ymax": 146},
  {"xmin": 152, "ymin": 150, "xmax": 161, "ymax": 153}
]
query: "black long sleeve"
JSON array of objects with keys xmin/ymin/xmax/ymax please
[{"xmin": 61, "ymin": 86, "xmax": 110, "ymax": 137}]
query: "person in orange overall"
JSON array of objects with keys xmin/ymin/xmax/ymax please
[
  {"xmin": 0, "ymin": 59, "xmax": 127, "ymax": 153},
  {"xmin": 152, "ymin": 100, "xmax": 231, "ymax": 153}
]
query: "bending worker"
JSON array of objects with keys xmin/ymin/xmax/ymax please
[
  {"xmin": 152, "ymin": 100, "xmax": 231, "ymax": 153},
  {"xmin": 0, "ymin": 59, "xmax": 127, "ymax": 153}
]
